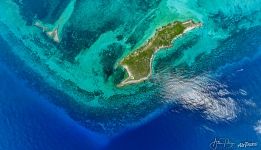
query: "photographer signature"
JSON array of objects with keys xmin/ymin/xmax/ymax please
[
  {"xmin": 210, "ymin": 138, "xmax": 258, "ymax": 150},
  {"xmin": 210, "ymin": 138, "xmax": 235, "ymax": 149}
]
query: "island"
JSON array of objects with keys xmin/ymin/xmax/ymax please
[{"xmin": 118, "ymin": 20, "xmax": 202, "ymax": 87}]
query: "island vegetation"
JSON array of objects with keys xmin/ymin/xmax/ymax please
[{"xmin": 118, "ymin": 20, "xmax": 202, "ymax": 87}]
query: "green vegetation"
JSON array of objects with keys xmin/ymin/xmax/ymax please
[{"xmin": 119, "ymin": 20, "xmax": 201, "ymax": 86}]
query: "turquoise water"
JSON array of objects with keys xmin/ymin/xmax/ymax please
[{"xmin": 0, "ymin": 0, "xmax": 261, "ymax": 134}]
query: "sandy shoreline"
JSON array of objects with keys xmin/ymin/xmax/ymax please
[{"xmin": 34, "ymin": 22, "xmax": 60, "ymax": 43}]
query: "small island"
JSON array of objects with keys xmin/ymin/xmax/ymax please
[
  {"xmin": 118, "ymin": 20, "xmax": 202, "ymax": 87},
  {"xmin": 34, "ymin": 0, "xmax": 76, "ymax": 43}
]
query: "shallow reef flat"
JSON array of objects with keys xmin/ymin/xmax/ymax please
[{"xmin": 118, "ymin": 20, "xmax": 202, "ymax": 87}]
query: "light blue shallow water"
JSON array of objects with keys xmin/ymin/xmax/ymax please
[{"xmin": 0, "ymin": 0, "xmax": 261, "ymax": 149}]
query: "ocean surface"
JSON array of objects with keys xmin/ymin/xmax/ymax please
[{"xmin": 0, "ymin": 0, "xmax": 261, "ymax": 149}]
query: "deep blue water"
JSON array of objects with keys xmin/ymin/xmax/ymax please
[
  {"xmin": 1, "ymin": 34, "xmax": 261, "ymax": 149},
  {"xmin": 1, "ymin": 0, "xmax": 261, "ymax": 149}
]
